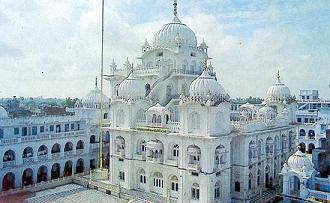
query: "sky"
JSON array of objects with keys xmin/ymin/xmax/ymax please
[{"xmin": 0, "ymin": 0, "xmax": 329, "ymax": 99}]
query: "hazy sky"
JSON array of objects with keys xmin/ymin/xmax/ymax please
[{"xmin": 0, "ymin": 0, "xmax": 329, "ymax": 99}]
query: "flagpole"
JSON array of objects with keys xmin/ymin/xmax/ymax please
[{"xmin": 99, "ymin": 0, "xmax": 105, "ymax": 169}]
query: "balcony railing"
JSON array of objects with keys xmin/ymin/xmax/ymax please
[
  {"xmin": 76, "ymin": 149, "xmax": 84, "ymax": 155},
  {"xmin": 37, "ymin": 154, "xmax": 48, "ymax": 161},
  {"xmin": 3, "ymin": 160, "xmax": 16, "ymax": 168},
  {"xmin": 23, "ymin": 157, "xmax": 34, "ymax": 164},
  {"xmin": 0, "ymin": 130, "xmax": 86, "ymax": 146},
  {"xmin": 146, "ymin": 156, "xmax": 163, "ymax": 163},
  {"xmin": 187, "ymin": 163, "xmax": 200, "ymax": 171},
  {"xmin": 51, "ymin": 152, "xmax": 61, "ymax": 159},
  {"xmin": 64, "ymin": 151, "xmax": 73, "ymax": 158}
]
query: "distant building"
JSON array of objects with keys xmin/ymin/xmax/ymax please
[
  {"xmin": 0, "ymin": 81, "xmax": 110, "ymax": 192},
  {"xmin": 281, "ymin": 119, "xmax": 330, "ymax": 202}
]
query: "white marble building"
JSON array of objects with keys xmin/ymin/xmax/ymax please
[
  {"xmin": 0, "ymin": 81, "xmax": 110, "ymax": 191},
  {"xmin": 104, "ymin": 1, "xmax": 297, "ymax": 202}
]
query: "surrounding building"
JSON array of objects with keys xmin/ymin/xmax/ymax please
[
  {"xmin": 0, "ymin": 80, "xmax": 110, "ymax": 192},
  {"xmin": 281, "ymin": 119, "xmax": 330, "ymax": 202},
  {"xmin": 296, "ymin": 90, "xmax": 330, "ymax": 154},
  {"xmin": 104, "ymin": 2, "xmax": 297, "ymax": 202}
]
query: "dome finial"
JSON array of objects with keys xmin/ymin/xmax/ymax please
[
  {"xmin": 277, "ymin": 70, "xmax": 280, "ymax": 80},
  {"xmin": 95, "ymin": 76, "xmax": 98, "ymax": 88},
  {"xmin": 203, "ymin": 59, "xmax": 208, "ymax": 71},
  {"xmin": 173, "ymin": 0, "xmax": 178, "ymax": 16}
]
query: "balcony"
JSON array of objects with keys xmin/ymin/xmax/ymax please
[
  {"xmin": 146, "ymin": 156, "xmax": 163, "ymax": 163},
  {"xmin": 64, "ymin": 151, "xmax": 73, "ymax": 158},
  {"xmin": 37, "ymin": 155, "xmax": 48, "ymax": 161},
  {"xmin": 51, "ymin": 152, "xmax": 61, "ymax": 159},
  {"xmin": 76, "ymin": 149, "xmax": 84, "ymax": 155},
  {"xmin": 3, "ymin": 160, "xmax": 16, "ymax": 168},
  {"xmin": 165, "ymin": 159, "xmax": 178, "ymax": 166},
  {"xmin": 187, "ymin": 163, "xmax": 200, "ymax": 171},
  {"xmin": 23, "ymin": 157, "xmax": 34, "ymax": 164},
  {"xmin": 133, "ymin": 154, "xmax": 146, "ymax": 161}
]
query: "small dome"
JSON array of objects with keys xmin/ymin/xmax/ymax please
[
  {"xmin": 266, "ymin": 71, "xmax": 291, "ymax": 101},
  {"xmin": 0, "ymin": 106, "xmax": 8, "ymax": 119},
  {"xmin": 258, "ymin": 106, "xmax": 276, "ymax": 117},
  {"xmin": 240, "ymin": 102, "xmax": 256, "ymax": 111},
  {"xmin": 147, "ymin": 103, "xmax": 169, "ymax": 114},
  {"xmin": 118, "ymin": 73, "xmax": 145, "ymax": 100},
  {"xmin": 287, "ymin": 149, "xmax": 313, "ymax": 173},
  {"xmin": 189, "ymin": 70, "xmax": 226, "ymax": 98},
  {"xmin": 82, "ymin": 80, "xmax": 110, "ymax": 108},
  {"xmin": 152, "ymin": 16, "xmax": 197, "ymax": 49}
]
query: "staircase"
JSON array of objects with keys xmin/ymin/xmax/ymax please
[{"xmin": 146, "ymin": 70, "xmax": 174, "ymax": 98}]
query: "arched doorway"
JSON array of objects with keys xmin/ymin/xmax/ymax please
[
  {"xmin": 90, "ymin": 135, "xmax": 96, "ymax": 143},
  {"xmin": 76, "ymin": 140, "xmax": 84, "ymax": 150},
  {"xmin": 37, "ymin": 165, "xmax": 47, "ymax": 182},
  {"xmin": 22, "ymin": 147, "xmax": 34, "ymax": 159},
  {"xmin": 90, "ymin": 159, "xmax": 96, "ymax": 170},
  {"xmin": 289, "ymin": 176, "xmax": 300, "ymax": 195},
  {"xmin": 22, "ymin": 168, "xmax": 33, "ymax": 186},
  {"xmin": 51, "ymin": 163, "xmax": 60, "ymax": 179},
  {"xmin": 64, "ymin": 161, "xmax": 73, "ymax": 177},
  {"xmin": 2, "ymin": 172, "xmax": 15, "ymax": 191},
  {"xmin": 64, "ymin": 142, "xmax": 73, "ymax": 152},
  {"xmin": 308, "ymin": 143, "xmax": 315, "ymax": 154},
  {"xmin": 76, "ymin": 159, "xmax": 84, "ymax": 174},
  {"xmin": 145, "ymin": 84, "xmax": 150, "ymax": 94},
  {"xmin": 298, "ymin": 143, "xmax": 306, "ymax": 153},
  {"xmin": 104, "ymin": 153, "xmax": 110, "ymax": 169}
]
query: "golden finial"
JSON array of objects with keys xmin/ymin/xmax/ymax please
[
  {"xmin": 173, "ymin": 0, "xmax": 178, "ymax": 16},
  {"xmin": 203, "ymin": 59, "xmax": 208, "ymax": 71}
]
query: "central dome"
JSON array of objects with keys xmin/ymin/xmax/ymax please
[{"xmin": 152, "ymin": 16, "xmax": 197, "ymax": 49}]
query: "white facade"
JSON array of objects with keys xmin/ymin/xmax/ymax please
[
  {"xmin": 105, "ymin": 2, "xmax": 297, "ymax": 202},
  {"xmin": 0, "ymin": 81, "xmax": 110, "ymax": 191}
]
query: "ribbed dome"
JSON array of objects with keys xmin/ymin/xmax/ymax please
[
  {"xmin": 82, "ymin": 84, "xmax": 110, "ymax": 109},
  {"xmin": 118, "ymin": 73, "xmax": 145, "ymax": 100},
  {"xmin": 287, "ymin": 149, "xmax": 313, "ymax": 173},
  {"xmin": 0, "ymin": 106, "xmax": 8, "ymax": 119},
  {"xmin": 152, "ymin": 16, "xmax": 197, "ymax": 49},
  {"xmin": 189, "ymin": 70, "xmax": 226, "ymax": 98},
  {"xmin": 258, "ymin": 106, "xmax": 275, "ymax": 115},
  {"xmin": 266, "ymin": 72, "xmax": 291, "ymax": 101}
]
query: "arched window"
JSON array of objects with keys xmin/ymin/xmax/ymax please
[
  {"xmin": 189, "ymin": 112, "xmax": 200, "ymax": 133},
  {"xmin": 248, "ymin": 173, "xmax": 253, "ymax": 190},
  {"xmin": 172, "ymin": 144, "xmax": 179, "ymax": 159},
  {"xmin": 214, "ymin": 181, "xmax": 221, "ymax": 199},
  {"xmin": 257, "ymin": 139, "xmax": 263, "ymax": 156},
  {"xmin": 308, "ymin": 130, "xmax": 315, "ymax": 139},
  {"xmin": 153, "ymin": 172, "xmax": 164, "ymax": 189},
  {"xmin": 136, "ymin": 109, "xmax": 146, "ymax": 123},
  {"xmin": 90, "ymin": 135, "xmax": 96, "ymax": 143},
  {"xmin": 76, "ymin": 140, "xmax": 84, "ymax": 150},
  {"xmin": 103, "ymin": 113, "xmax": 108, "ymax": 119},
  {"xmin": 3, "ymin": 150, "xmax": 15, "ymax": 162},
  {"xmin": 22, "ymin": 147, "xmax": 33, "ymax": 159},
  {"xmin": 51, "ymin": 143, "xmax": 61, "ymax": 153},
  {"xmin": 170, "ymin": 176, "xmax": 179, "ymax": 192},
  {"xmin": 191, "ymin": 183, "xmax": 200, "ymax": 200},
  {"xmin": 257, "ymin": 169, "xmax": 261, "ymax": 186},
  {"xmin": 249, "ymin": 141, "xmax": 256, "ymax": 162},
  {"xmin": 115, "ymin": 136, "xmax": 125, "ymax": 156},
  {"xmin": 145, "ymin": 83, "xmax": 151, "ymax": 93},
  {"xmin": 156, "ymin": 115, "xmax": 162, "ymax": 123},
  {"xmin": 138, "ymin": 169, "xmax": 146, "ymax": 185},
  {"xmin": 299, "ymin": 129, "xmax": 306, "ymax": 136},
  {"xmin": 116, "ymin": 109, "xmax": 125, "ymax": 127},
  {"xmin": 235, "ymin": 181, "xmax": 240, "ymax": 192},
  {"xmin": 187, "ymin": 145, "xmax": 201, "ymax": 167},
  {"xmin": 64, "ymin": 142, "xmax": 73, "ymax": 152},
  {"xmin": 152, "ymin": 114, "xmax": 157, "ymax": 123},
  {"xmin": 266, "ymin": 137, "xmax": 273, "ymax": 155},
  {"xmin": 137, "ymin": 139, "xmax": 146, "ymax": 155},
  {"xmin": 215, "ymin": 145, "xmax": 226, "ymax": 168}
]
